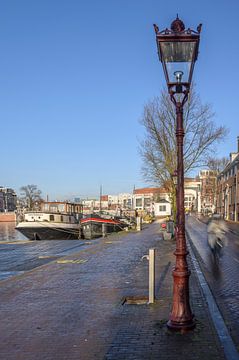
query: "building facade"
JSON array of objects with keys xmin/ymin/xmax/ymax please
[
  {"xmin": 216, "ymin": 142, "xmax": 239, "ymax": 221},
  {"xmin": 197, "ymin": 170, "xmax": 217, "ymax": 214},
  {"xmin": 133, "ymin": 187, "xmax": 170, "ymax": 212},
  {"xmin": 0, "ymin": 187, "xmax": 17, "ymax": 212},
  {"xmin": 184, "ymin": 178, "xmax": 201, "ymax": 213}
]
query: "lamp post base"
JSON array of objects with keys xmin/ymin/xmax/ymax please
[
  {"xmin": 167, "ymin": 318, "xmax": 195, "ymax": 332},
  {"xmin": 167, "ymin": 266, "xmax": 195, "ymax": 332}
]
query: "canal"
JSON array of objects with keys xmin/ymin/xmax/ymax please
[{"xmin": 0, "ymin": 221, "xmax": 28, "ymax": 242}]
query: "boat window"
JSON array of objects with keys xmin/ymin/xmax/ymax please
[
  {"xmin": 61, "ymin": 215, "xmax": 63, "ymax": 222},
  {"xmin": 69, "ymin": 217, "xmax": 71, "ymax": 223},
  {"xmin": 50, "ymin": 215, "xmax": 54, "ymax": 221}
]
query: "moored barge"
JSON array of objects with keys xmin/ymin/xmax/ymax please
[{"xmin": 80, "ymin": 214, "xmax": 124, "ymax": 240}]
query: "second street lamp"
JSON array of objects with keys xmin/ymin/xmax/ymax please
[{"xmin": 154, "ymin": 16, "xmax": 201, "ymax": 331}]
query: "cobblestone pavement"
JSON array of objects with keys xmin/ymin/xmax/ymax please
[
  {"xmin": 197, "ymin": 214, "xmax": 239, "ymax": 236},
  {"xmin": 186, "ymin": 215, "xmax": 239, "ymax": 352},
  {"xmin": 0, "ymin": 223, "xmax": 225, "ymax": 360}
]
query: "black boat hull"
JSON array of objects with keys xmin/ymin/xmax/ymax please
[
  {"xmin": 16, "ymin": 226, "xmax": 80, "ymax": 240},
  {"xmin": 81, "ymin": 222, "xmax": 122, "ymax": 240}
]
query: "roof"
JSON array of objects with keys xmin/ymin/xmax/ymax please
[
  {"xmin": 184, "ymin": 178, "xmax": 200, "ymax": 182},
  {"xmin": 133, "ymin": 187, "xmax": 167, "ymax": 195},
  {"xmin": 221, "ymin": 153, "xmax": 239, "ymax": 174},
  {"xmin": 156, "ymin": 199, "xmax": 170, "ymax": 204}
]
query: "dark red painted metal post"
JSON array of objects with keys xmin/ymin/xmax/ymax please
[
  {"xmin": 167, "ymin": 100, "xmax": 195, "ymax": 331},
  {"xmin": 154, "ymin": 16, "xmax": 201, "ymax": 331}
]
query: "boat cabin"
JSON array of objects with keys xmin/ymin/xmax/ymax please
[
  {"xmin": 40, "ymin": 201, "xmax": 83, "ymax": 215},
  {"xmin": 24, "ymin": 212, "xmax": 77, "ymax": 224}
]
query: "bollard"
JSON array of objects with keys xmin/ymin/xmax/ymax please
[
  {"xmin": 102, "ymin": 223, "xmax": 107, "ymax": 237},
  {"xmin": 166, "ymin": 220, "xmax": 174, "ymax": 235},
  {"xmin": 136, "ymin": 216, "xmax": 142, "ymax": 231},
  {"xmin": 148, "ymin": 248, "xmax": 155, "ymax": 303},
  {"xmin": 142, "ymin": 248, "xmax": 156, "ymax": 304}
]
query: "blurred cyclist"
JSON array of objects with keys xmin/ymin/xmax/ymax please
[{"xmin": 207, "ymin": 214, "xmax": 228, "ymax": 256}]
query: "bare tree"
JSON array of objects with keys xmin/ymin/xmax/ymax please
[
  {"xmin": 140, "ymin": 85, "xmax": 228, "ymax": 188},
  {"xmin": 139, "ymin": 85, "xmax": 228, "ymax": 219},
  {"xmin": 206, "ymin": 156, "xmax": 229, "ymax": 173},
  {"xmin": 20, "ymin": 185, "xmax": 43, "ymax": 210}
]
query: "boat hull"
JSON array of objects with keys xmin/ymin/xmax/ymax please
[
  {"xmin": 81, "ymin": 218, "xmax": 123, "ymax": 240},
  {"xmin": 16, "ymin": 223, "xmax": 80, "ymax": 240}
]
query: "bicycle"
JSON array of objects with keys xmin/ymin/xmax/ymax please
[{"xmin": 211, "ymin": 237, "xmax": 224, "ymax": 261}]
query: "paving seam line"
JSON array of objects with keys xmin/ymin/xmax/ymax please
[{"xmin": 186, "ymin": 230, "xmax": 239, "ymax": 360}]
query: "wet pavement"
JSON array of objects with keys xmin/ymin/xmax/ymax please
[
  {"xmin": 0, "ymin": 222, "xmax": 230, "ymax": 360},
  {"xmin": 0, "ymin": 239, "xmax": 87, "ymax": 280},
  {"xmin": 186, "ymin": 215, "xmax": 239, "ymax": 352}
]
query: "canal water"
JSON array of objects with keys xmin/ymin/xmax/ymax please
[{"xmin": 0, "ymin": 222, "xmax": 28, "ymax": 242}]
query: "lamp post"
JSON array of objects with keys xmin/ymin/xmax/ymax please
[{"xmin": 154, "ymin": 16, "xmax": 201, "ymax": 331}]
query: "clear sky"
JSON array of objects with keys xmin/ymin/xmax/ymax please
[{"xmin": 1, "ymin": 0, "xmax": 239, "ymax": 200}]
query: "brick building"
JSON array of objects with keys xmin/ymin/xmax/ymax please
[
  {"xmin": 0, "ymin": 187, "xmax": 17, "ymax": 212},
  {"xmin": 199, "ymin": 170, "xmax": 217, "ymax": 214},
  {"xmin": 216, "ymin": 139, "xmax": 239, "ymax": 221}
]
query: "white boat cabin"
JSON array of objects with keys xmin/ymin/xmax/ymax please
[{"xmin": 24, "ymin": 212, "xmax": 77, "ymax": 224}]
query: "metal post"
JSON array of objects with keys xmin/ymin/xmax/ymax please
[
  {"xmin": 136, "ymin": 216, "xmax": 142, "ymax": 231},
  {"xmin": 142, "ymin": 248, "xmax": 156, "ymax": 304},
  {"xmin": 148, "ymin": 248, "xmax": 155, "ymax": 304},
  {"xmin": 102, "ymin": 223, "xmax": 107, "ymax": 237},
  {"xmin": 167, "ymin": 100, "xmax": 195, "ymax": 331}
]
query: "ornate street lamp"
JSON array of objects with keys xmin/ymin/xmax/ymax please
[{"xmin": 154, "ymin": 16, "xmax": 201, "ymax": 331}]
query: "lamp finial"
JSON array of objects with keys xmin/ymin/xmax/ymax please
[{"xmin": 171, "ymin": 16, "xmax": 185, "ymax": 32}]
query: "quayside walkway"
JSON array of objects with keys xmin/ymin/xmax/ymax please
[{"xmin": 0, "ymin": 222, "xmax": 226, "ymax": 360}]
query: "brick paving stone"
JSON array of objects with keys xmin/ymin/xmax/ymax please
[
  {"xmin": 0, "ymin": 222, "xmax": 226, "ymax": 360},
  {"xmin": 187, "ymin": 216, "xmax": 239, "ymax": 352}
]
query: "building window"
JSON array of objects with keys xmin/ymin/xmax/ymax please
[
  {"xmin": 159, "ymin": 205, "xmax": 166, "ymax": 212},
  {"xmin": 136, "ymin": 198, "xmax": 142, "ymax": 207},
  {"xmin": 144, "ymin": 198, "xmax": 151, "ymax": 207},
  {"xmin": 49, "ymin": 215, "xmax": 54, "ymax": 221}
]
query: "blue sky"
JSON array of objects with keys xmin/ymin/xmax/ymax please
[{"xmin": 1, "ymin": 0, "xmax": 239, "ymax": 200}]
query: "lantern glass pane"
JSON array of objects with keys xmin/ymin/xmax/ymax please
[
  {"xmin": 161, "ymin": 41, "xmax": 195, "ymax": 62},
  {"xmin": 165, "ymin": 62, "xmax": 190, "ymax": 83},
  {"xmin": 160, "ymin": 41, "xmax": 196, "ymax": 83}
]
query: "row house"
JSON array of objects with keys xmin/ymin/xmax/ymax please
[
  {"xmin": 133, "ymin": 187, "xmax": 171, "ymax": 217},
  {"xmin": 0, "ymin": 187, "xmax": 17, "ymax": 212},
  {"xmin": 198, "ymin": 170, "xmax": 217, "ymax": 214},
  {"xmin": 133, "ymin": 182, "xmax": 202, "ymax": 216},
  {"xmin": 107, "ymin": 193, "xmax": 133, "ymax": 209},
  {"xmin": 81, "ymin": 179, "xmax": 203, "ymax": 217},
  {"xmin": 184, "ymin": 178, "xmax": 201, "ymax": 213},
  {"xmin": 216, "ymin": 138, "xmax": 239, "ymax": 221},
  {"xmin": 82, "ymin": 193, "xmax": 133, "ymax": 214},
  {"xmin": 86, "ymin": 182, "xmax": 202, "ymax": 216},
  {"xmin": 133, "ymin": 187, "xmax": 169, "ymax": 211}
]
